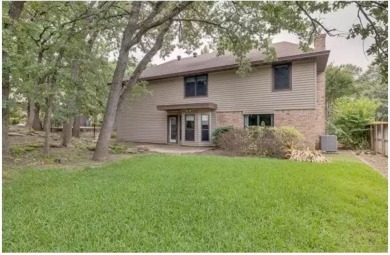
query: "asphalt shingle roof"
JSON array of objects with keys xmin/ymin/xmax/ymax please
[{"xmin": 132, "ymin": 41, "xmax": 329, "ymax": 81}]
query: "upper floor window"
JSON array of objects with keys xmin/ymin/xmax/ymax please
[
  {"xmin": 185, "ymin": 75, "xmax": 207, "ymax": 97},
  {"xmin": 273, "ymin": 63, "xmax": 291, "ymax": 90},
  {"xmin": 244, "ymin": 114, "xmax": 274, "ymax": 127}
]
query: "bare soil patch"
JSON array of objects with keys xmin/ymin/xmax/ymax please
[
  {"xmin": 3, "ymin": 125, "xmax": 149, "ymax": 181},
  {"xmin": 326, "ymin": 150, "xmax": 388, "ymax": 178},
  {"xmin": 356, "ymin": 152, "xmax": 388, "ymax": 178}
]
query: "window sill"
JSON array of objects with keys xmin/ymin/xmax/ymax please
[
  {"xmin": 184, "ymin": 95, "xmax": 208, "ymax": 99},
  {"xmin": 272, "ymin": 88, "xmax": 292, "ymax": 92}
]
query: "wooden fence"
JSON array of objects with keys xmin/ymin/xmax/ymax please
[{"xmin": 369, "ymin": 122, "xmax": 388, "ymax": 157}]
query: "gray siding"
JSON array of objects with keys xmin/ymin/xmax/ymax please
[{"xmin": 117, "ymin": 59, "xmax": 316, "ymax": 144}]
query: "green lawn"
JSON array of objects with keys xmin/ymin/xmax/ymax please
[{"xmin": 2, "ymin": 154, "xmax": 388, "ymax": 252}]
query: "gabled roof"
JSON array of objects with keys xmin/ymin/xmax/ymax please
[{"xmin": 133, "ymin": 41, "xmax": 330, "ymax": 81}]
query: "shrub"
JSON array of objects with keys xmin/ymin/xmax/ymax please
[
  {"xmin": 330, "ymin": 97, "xmax": 380, "ymax": 149},
  {"xmin": 288, "ymin": 148, "xmax": 329, "ymax": 163},
  {"xmin": 274, "ymin": 126, "xmax": 305, "ymax": 149},
  {"xmin": 216, "ymin": 126, "xmax": 304, "ymax": 158},
  {"xmin": 9, "ymin": 106, "xmax": 25, "ymax": 125},
  {"xmin": 10, "ymin": 145, "xmax": 37, "ymax": 155},
  {"xmin": 109, "ymin": 144, "xmax": 127, "ymax": 154},
  {"xmin": 216, "ymin": 128, "xmax": 247, "ymax": 156},
  {"xmin": 211, "ymin": 126, "xmax": 233, "ymax": 146}
]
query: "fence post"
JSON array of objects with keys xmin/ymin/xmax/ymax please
[
  {"xmin": 381, "ymin": 124, "xmax": 385, "ymax": 155},
  {"xmin": 370, "ymin": 125, "xmax": 374, "ymax": 150},
  {"xmin": 373, "ymin": 125, "xmax": 376, "ymax": 153}
]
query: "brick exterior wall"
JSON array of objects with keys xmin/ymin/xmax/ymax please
[
  {"xmin": 215, "ymin": 34, "xmax": 327, "ymax": 148},
  {"xmin": 274, "ymin": 71, "xmax": 326, "ymax": 148},
  {"xmin": 216, "ymin": 111, "xmax": 243, "ymax": 129},
  {"xmin": 315, "ymin": 71, "xmax": 326, "ymax": 143},
  {"xmin": 314, "ymin": 34, "xmax": 326, "ymax": 51},
  {"xmin": 214, "ymin": 71, "xmax": 326, "ymax": 148},
  {"xmin": 274, "ymin": 109, "xmax": 318, "ymax": 148}
]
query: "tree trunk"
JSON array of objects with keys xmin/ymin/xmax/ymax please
[
  {"xmin": 8, "ymin": 1, "xmax": 25, "ymax": 20},
  {"xmin": 2, "ymin": 50, "xmax": 11, "ymax": 157},
  {"xmin": 92, "ymin": 3, "xmax": 142, "ymax": 161},
  {"xmin": 43, "ymin": 96, "xmax": 52, "ymax": 156},
  {"xmin": 93, "ymin": 2, "xmax": 190, "ymax": 161},
  {"xmin": 32, "ymin": 50, "xmax": 45, "ymax": 131},
  {"xmin": 72, "ymin": 115, "xmax": 81, "ymax": 138},
  {"xmin": 25, "ymin": 98, "xmax": 35, "ymax": 129},
  {"xmin": 62, "ymin": 117, "xmax": 74, "ymax": 147},
  {"xmin": 93, "ymin": 23, "xmax": 172, "ymax": 160},
  {"xmin": 32, "ymin": 102, "xmax": 43, "ymax": 130},
  {"xmin": 117, "ymin": 22, "xmax": 173, "ymax": 111},
  {"xmin": 92, "ymin": 48, "xmax": 129, "ymax": 161},
  {"xmin": 2, "ymin": 1, "xmax": 26, "ymax": 157}
]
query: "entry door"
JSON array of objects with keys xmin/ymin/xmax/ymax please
[{"xmin": 168, "ymin": 116, "xmax": 178, "ymax": 143}]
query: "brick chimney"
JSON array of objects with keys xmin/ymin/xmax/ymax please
[{"xmin": 314, "ymin": 33, "xmax": 326, "ymax": 51}]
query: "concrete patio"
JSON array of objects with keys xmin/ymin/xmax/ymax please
[{"xmin": 135, "ymin": 143, "xmax": 213, "ymax": 154}]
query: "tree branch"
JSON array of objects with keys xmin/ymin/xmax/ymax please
[
  {"xmin": 117, "ymin": 20, "xmax": 174, "ymax": 110},
  {"xmin": 172, "ymin": 18, "xmax": 223, "ymax": 28},
  {"xmin": 137, "ymin": 2, "xmax": 167, "ymax": 28},
  {"xmin": 355, "ymin": 1, "xmax": 387, "ymax": 58},
  {"xmin": 295, "ymin": 1, "xmax": 337, "ymax": 36},
  {"xmin": 126, "ymin": 2, "xmax": 193, "ymax": 53}
]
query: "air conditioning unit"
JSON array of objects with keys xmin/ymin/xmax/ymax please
[{"xmin": 320, "ymin": 135, "xmax": 338, "ymax": 152}]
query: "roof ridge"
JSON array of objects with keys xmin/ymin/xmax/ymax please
[
  {"xmin": 155, "ymin": 42, "xmax": 299, "ymax": 67},
  {"xmin": 149, "ymin": 51, "xmax": 217, "ymax": 67},
  {"xmin": 136, "ymin": 40, "xmax": 330, "ymax": 80}
]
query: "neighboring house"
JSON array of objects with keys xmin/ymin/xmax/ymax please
[{"xmin": 117, "ymin": 34, "xmax": 329, "ymax": 148}]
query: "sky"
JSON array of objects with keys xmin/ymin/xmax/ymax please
[{"xmin": 149, "ymin": 4, "xmax": 374, "ymax": 70}]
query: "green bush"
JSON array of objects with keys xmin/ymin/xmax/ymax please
[
  {"xmin": 216, "ymin": 126, "xmax": 304, "ymax": 158},
  {"xmin": 109, "ymin": 144, "xmax": 127, "ymax": 154},
  {"xmin": 274, "ymin": 126, "xmax": 304, "ymax": 148},
  {"xmin": 211, "ymin": 126, "xmax": 233, "ymax": 146},
  {"xmin": 10, "ymin": 145, "xmax": 38, "ymax": 155},
  {"xmin": 9, "ymin": 106, "xmax": 25, "ymax": 125},
  {"xmin": 330, "ymin": 97, "xmax": 379, "ymax": 149}
]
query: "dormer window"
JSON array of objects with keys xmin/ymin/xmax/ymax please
[
  {"xmin": 185, "ymin": 75, "xmax": 208, "ymax": 97},
  {"xmin": 273, "ymin": 63, "xmax": 292, "ymax": 91}
]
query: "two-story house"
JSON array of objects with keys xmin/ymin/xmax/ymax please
[{"xmin": 117, "ymin": 34, "xmax": 330, "ymax": 148}]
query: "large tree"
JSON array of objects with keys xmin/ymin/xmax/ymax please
[
  {"xmin": 5, "ymin": 1, "xmax": 118, "ymax": 155},
  {"xmin": 2, "ymin": 1, "xmax": 25, "ymax": 156}
]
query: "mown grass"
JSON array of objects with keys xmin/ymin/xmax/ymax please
[{"xmin": 2, "ymin": 154, "xmax": 388, "ymax": 252}]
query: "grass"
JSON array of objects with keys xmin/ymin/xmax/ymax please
[{"xmin": 2, "ymin": 154, "xmax": 388, "ymax": 252}]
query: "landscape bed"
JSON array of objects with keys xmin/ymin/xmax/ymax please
[{"xmin": 2, "ymin": 154, "xmax": 388, "ymax": 252}]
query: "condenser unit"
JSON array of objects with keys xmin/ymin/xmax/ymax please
[{"xmin": 320, "ymin": 135, "xmax": 338, "ymax": 152}]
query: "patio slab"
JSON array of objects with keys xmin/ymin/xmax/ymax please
[{"xmin": 135, "ymin": 143, "xmax": 213, "ymax": 154}]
